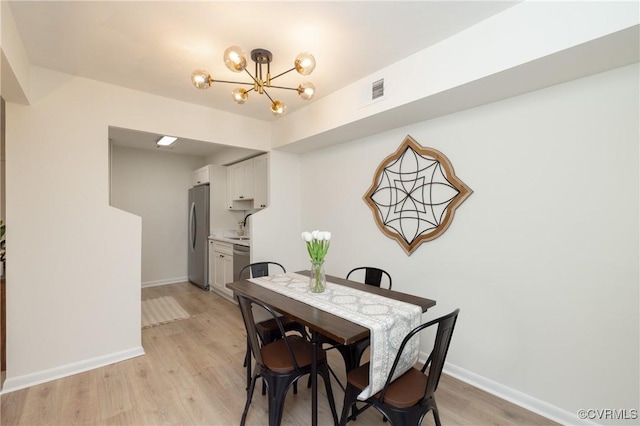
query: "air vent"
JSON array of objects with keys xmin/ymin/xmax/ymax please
[{"xmin": 372, "ymin": 79, "xmax": 384, "ymax": 100}]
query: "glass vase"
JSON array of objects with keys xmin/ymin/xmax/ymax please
[{"xmin": 309, "ymin": 260, "xmax": 326, "ymax": 293}]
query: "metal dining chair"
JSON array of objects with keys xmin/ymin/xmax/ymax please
[
  {"xmin": 346, "ymin": 266, "xmax": 393, "ymax": 289},
  {"xmin": 238, "ymin": 262, "xmax": 308, "ymax": 394},
  {"xmin": 340, "ymin": 309, "xmax": 460, "ymax": 426},
  {"xmin": 237, "ymin": 293, "xmax": 339, "ymax": 426}
]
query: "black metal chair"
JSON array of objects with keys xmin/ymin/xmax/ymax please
[
  {"xmin": 238, "ymin": 262, "xmax": 287, "ymax": 281},
  {"xmin": 339, "ymin": 309, "xmax": 460, "ymax": 426},
  {"xmin": 237, "ymin": 293, "xmax": 339, "ymax": 426},
  {"xmin": 238, "ymin": 262, "xmax": 308, "ymax": 394},
  {"xmin": 346, "ymin": 266, "xmax": 393, "ymax": 289}
]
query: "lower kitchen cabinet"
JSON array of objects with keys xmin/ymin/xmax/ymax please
[{"xmin": 209, "ymin": 240, "xmax": 234, "ymax": 299}]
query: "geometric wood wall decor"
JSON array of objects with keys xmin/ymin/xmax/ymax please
[{"xmin": 364, "ymin": 135, "xmax": 472, "ymax": 255}]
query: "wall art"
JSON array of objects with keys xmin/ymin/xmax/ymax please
[{"xmin": 364, "ymin": 135, "xmax": 472, "ymax": 255}]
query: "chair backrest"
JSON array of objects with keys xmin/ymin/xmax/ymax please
[
  {"xmin": 236, "ymin": 293, "xmax": 300, "ymax": 370},
  {"xmin": 346, "ymin": 267, "xmax": 393, "ymax": 290},
  {"xmin": 238, "ymin": 261, "xmax": 286, "ymax": 281},
  {"xmin": 379, "ymin": 309, "xmax": 460, "ymax": 404}
]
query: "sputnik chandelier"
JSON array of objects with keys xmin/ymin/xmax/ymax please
[{"xmin": 191, "ymin": 46, "xmax": 316, "ymax": 117}]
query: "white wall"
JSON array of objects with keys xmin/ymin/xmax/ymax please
[
  {"xmin": 2, "ymin": 67, "xmax": 269, "ymax": 391},
  {"xmin": 293, "ymin": 64, "xmax": 638, "ymax": 424},
  {"xmin": 111, "ymin": 146, "xmax": 203, "ymax": 286},
  {"xmin": 251, "ymin": 151, "xmax": 302, "ymax": 271}
]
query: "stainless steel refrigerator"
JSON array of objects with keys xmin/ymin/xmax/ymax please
[{"xmin": 188, "ymin": 184, "xmax": 210, "ymax": 290}]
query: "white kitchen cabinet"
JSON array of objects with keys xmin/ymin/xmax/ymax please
[
  {"xmin": 192, "ymin": 164, "xmax": 210, "ymax": 186},
  {"xmin": 210, "ymin": 241, "xmax": 234, "ymax": 299},
  {"xmin": 229, "ymin": 159, "xmax": 254, "ymax": 201},
  {"xmin": 226, "ymin": 169, "xmax": 234, "ymax": 209},
  {"xmin": 226, "ymin": 154, "xmax": 270, "ymax": 210},
  {"xmin": 253, "ymin": 154, "xmax": 269, "ymax": 209},
  {"xmin": 226, "ymin": 169, "xmax": 251, "ymax": 211}
]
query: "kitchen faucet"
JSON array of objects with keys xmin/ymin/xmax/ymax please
[{"xmin": 243, "ymin": 213, "xmax": 253, "ymax": 227}]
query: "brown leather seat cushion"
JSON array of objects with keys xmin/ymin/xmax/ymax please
[
  {"xmin": 347, "ymin": 362, "xmax": 427, "ymax": 408},
  {"xmin": 261, "ymin": 336, "xmax": 326, "ymax": 373}
]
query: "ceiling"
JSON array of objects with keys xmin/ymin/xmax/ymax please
[
  {"xmin": 8, "ymin": 1, "xmax": 518, "ymax": 155},
  {"xmin": 108, "ymin": 126, "xmax": 229, "ymax": 157}
]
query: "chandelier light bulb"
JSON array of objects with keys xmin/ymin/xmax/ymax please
[
  {"xmin": 294, "ymin": 52, "xmax": 316, "ymax": 75},
  {"xmin": 191, "ymin": 69, "xmax": 212, "ymax": 89},
  {"xmin": 298, "ymin": 82, "xmax": 316, "ymax": 100},
  {"xmin": 223, "ymin": 46, "xmax": 247, "ymax": 72},
  {"xmin": 232, "ymin": 88, "xmax": 249, "ymax": 104},
  {"xmin": 270, "ymin": 100, "xmax": 287, "ymax": 116}
]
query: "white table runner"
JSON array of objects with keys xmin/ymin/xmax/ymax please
[{"xmin": 248, "ymin": 272, "xmax": 422, "ymax": 400}]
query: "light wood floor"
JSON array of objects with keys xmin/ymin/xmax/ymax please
[{"xmin": 1, "ymin": 282, "xmax": 557, "ymax": 425}]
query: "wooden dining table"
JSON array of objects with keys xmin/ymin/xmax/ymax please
[{"xmin": 227, "ymin": 270, "xmax": 437, "ymax": 426}]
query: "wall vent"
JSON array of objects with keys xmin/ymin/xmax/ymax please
[{"xmin": 372, "ymin": 78, "xmax": 385, "ymax": 100}]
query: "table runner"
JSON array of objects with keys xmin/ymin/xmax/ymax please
[{"xmin": 248, "ymin": 272, "xmax": 422, "ymax": 400}]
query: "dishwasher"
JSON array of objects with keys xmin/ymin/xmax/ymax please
[{"xmin": 232, "ymin": 244, "xmax": 250, "ymax": 280}]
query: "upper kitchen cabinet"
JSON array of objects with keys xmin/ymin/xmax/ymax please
[
  {"xmin": 253, "ymin": 154, "xmax": 269, "ymax": 209},
  {"xmin": 226, "ymin": 154, "xmax": 269, "ymax": 210},
  {"xmin": 229, "ymin": 159, "xmax": 254, "ymax": 200},
  {"xmin": 192, "ymin": 164, "xmax": 210, "ymax": 186}
]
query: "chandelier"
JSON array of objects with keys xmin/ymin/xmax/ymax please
[{"xmin": 191, "ymin": 46, "xmax": 316, "ymax": 117}]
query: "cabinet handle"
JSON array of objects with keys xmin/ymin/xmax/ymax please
[
  {"xmin": 239, "ymin": 196, "xmax": 244, "ymax": 199},
  {"xmin": 219, "ymin": 254, "xmax": 224, "ymax": 258}
]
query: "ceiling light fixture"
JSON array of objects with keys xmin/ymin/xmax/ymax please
[
  {"xmin": 191, "ymin": 46, "xmax": 316, "ymax": 117},
  {"xmin": 156, "ymin": 136, "xmax": 178, "ymax": 147}
]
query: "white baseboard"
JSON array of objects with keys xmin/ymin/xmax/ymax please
[
  {"xmin": 142, "ymin": 277, "xmax": 188, "ymax": 288},
  {"xmin": 443, "ymin": 362, "xmax": 596, "ymax": 426},
  {"xmin": 0, "ymin": 346, "xmax": 145, "ymax": 394}
]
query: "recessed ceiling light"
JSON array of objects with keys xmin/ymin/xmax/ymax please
[{"xmin": 156, "ymin": 136, "xmax": 178, "ymax": 146}]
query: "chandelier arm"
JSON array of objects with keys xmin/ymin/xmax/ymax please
[
  {"xmin": 268, "ymin": 85, "xmax": 299, "ymax": 91},
  {"xmin": 269, "ymin": 67, "xmax": 297, "ymax": 81},
  {"xmin": 211, "ymin": 79, "xmax": 254, "ymax": 86},
  {"xmin": 261, "ymin": 87, "xmax": 277, "ymax": 104}
]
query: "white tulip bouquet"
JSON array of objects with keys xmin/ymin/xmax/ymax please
[
  {"xmin": 301, "ymin": 230, "xmax": 331, "ymax": 292},
  {"xmin": 301, "ymin": 230, "xmax": 331, "ymax": 263}
]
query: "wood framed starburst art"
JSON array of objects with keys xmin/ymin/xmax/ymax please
[{"xmin": 364, "ymin": 135, "xmax": 472, "ymax": 255}]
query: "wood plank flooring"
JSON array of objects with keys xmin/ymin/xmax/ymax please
[{"xmin": 1, "ymin": 282, "xmax": 557, "ymax": 425}]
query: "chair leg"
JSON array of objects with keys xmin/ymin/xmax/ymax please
[
  {"xmin": 319, "ymin": 364, "xmax": 339, "ymax": 425},
  {"xmin": 339, "ymin": 383, "xmax": 361, "ymax": 426},
  {"xmin": 245, "ymin": 342, "xmax": 252, "ymax": 391},
  {"xmin": 241, "ymin": 372, "xmax": 259, "ymax": 426},
  {"xmin": 262, "ymin": 377, "xmax": 298, "ymax": 395},
  {"xmin": 266, "ymin": 375, "xmax": 293, "ymax": 426},
  {"xmin": 335, "ymin": 340, "xmax": 368, "ymax": 420},
  {"xmin": 431, "ymin": 398, "xmax": 441, "ymax": 426}
]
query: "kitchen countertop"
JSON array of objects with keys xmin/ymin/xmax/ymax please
[{"xmin": 209, "ymin": 235, "xmax": 250, "ymax": 247}]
